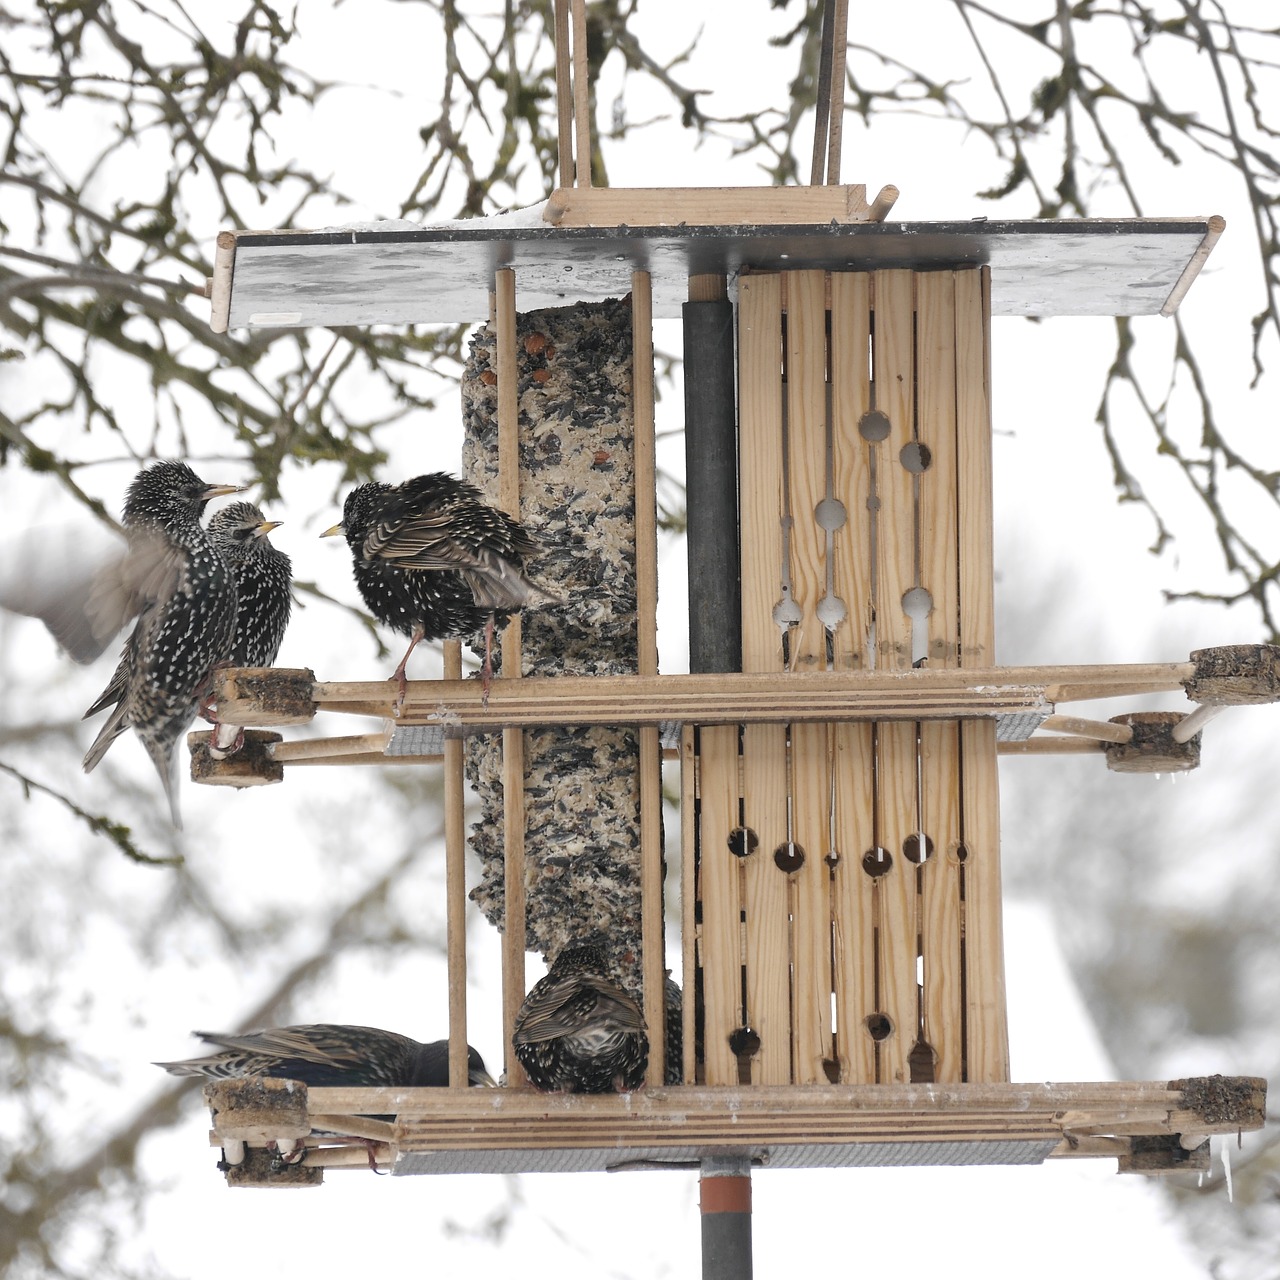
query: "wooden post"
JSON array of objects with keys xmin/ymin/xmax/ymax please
[{"xmin": 495, "ymin": 267, "xmax": 528, "ymax": 1086}]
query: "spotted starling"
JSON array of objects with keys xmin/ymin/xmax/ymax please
[
  {"xmin": 513, "ymin": 943, "xmax": 650, "ymax": 1093},
  {"xmin": 205, "ymin": 502, "xmax": 292, "ymax": 757},
  {"xmin": 82, "ymin": 461, "xmax": 241, "ymax": 827},
  {"xmin": 322, "ymin": 473, "xmax": 559, "ymax": 701},
  {"xmin": 155, "ymin": 1024, "xmax": 496, "ymax": 1089}
]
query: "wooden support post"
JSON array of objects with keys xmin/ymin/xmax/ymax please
[
  {"xmin": 443, "ymin": 639, "xmax": 469, "ymax": 1090},
  {"xmin": 956, "ymin": 266, "xmax": 1009, "ymax": 1082},
  {"xmin": 633, "ymin": 271, "xmax": 666, "ymax": 1085},
  {"xmin": 495, "ymin": 267, "xmax": 528, "ymax": 1086},
  {"xmin": 571, "ymin": 0, "xmax": 591, "ymax": 186}
]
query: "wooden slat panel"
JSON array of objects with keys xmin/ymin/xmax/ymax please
[
  {"xmin": 739, "ymin": 272, "xmax": 791, "ymax": 1083},
  {"xmin": 829, "ymin": 272, "xmax": 877, "ymax": 1083},
  {"xmin": 698, "ymin": 725, "xmax": 742, "ymax": 1085},
  {"xmin": 956, "ymin": 268, "xmax": 1008, "ymax": 1082},
  {"xmin": 869, "ymin": 270, "xmax": 919, "ymax": 1083},
  {"xmin": 916, "ymin": 271, "xmax": 964, "ymax": 1083}
]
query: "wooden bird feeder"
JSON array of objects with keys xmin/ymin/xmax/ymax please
[{"xmin": 189, "ymin": 3, "xmax": 1269, "ymax": 1193}]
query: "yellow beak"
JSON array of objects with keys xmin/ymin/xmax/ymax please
[
  {"xmin": 320, "ymin": 522, "xmax": 345, "ymax": 538},
  {"xmin": 255, "ymin": 520, "xmax": 283, "ymax": 538},
  {"xmin": 203, "ymin": 483, "xmax": 246, "ymax": 499}
]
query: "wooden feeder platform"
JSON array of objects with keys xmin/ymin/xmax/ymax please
[{"xmin": 203, "ymin": 1075, "xmax": 1264, "ymax": 1184}]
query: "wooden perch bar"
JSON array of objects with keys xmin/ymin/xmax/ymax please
[{"xmin": 211, "ymin": 1076, "xmax": 1259, "ymax": 1178}]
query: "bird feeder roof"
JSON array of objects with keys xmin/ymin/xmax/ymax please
[{"xmin": 210, "ymin": 211, "xmax": 1223, "ymax": 331}]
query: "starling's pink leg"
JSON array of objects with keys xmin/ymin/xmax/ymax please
[{"xmin": 390, "ymin": 626, "xmax": 425, "ymax": 716}]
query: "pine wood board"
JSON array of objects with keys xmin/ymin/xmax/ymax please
[
  {"xmin": 698, "ymin": 725, "xmax": 742, "ymax": 1086},
  {"xmin": 543, "ymin": 184, "xmax": 874, "ymax": 227},
  {"xmin": 741, "ymin": 723, "xmax": 791, "ymax": 1084},
  {"xmin": 275, "ymin": 1077, "xmax": 1265, "ymax": 1156},
  {"xmin": 832, "ymin": 722, "xmax": 878, "ymax": 1082},
  {"xmin": 790, "ymin": 722, "xmax": 835, "ymax": 1083}
]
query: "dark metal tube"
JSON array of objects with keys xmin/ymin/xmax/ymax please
[{"xmin": 683, "ymin": 296, "xmax": 741, "ymax": 674}]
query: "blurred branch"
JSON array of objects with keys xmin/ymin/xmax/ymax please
[{"xmin": 0, "ymin": 758, "xmax": 177, "ymax": 866}]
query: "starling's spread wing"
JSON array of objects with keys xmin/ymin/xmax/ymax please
[
  {"xmin": 0, "ymin": 523, "xmax": 189, "ymax": 664},
  {"xmin": 513, "ymin": 974, "xmax": 646, "ymax": 1045},
  {"xmin": 84, "ymin": 529, "xmax": 188, "ymax": 649}
]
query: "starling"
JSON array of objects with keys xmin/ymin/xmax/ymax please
[
  {"xmin": 513, "ymin": 942, "xmax": 650, "ymax": 1093},
  {"xmin": 322, "ymin": 473, "xmax": 559, "ymax": 703},
  {"xmin": 205, "ymin": 502, "xmax": 293, "ymax": 757},
  {"xmin": 82, "ymin": 461, "xmax": 241, "ymax": 827},
  {"xmin": 155, "ymin": 1024, "xmax": 496, "ymax": 1089}
]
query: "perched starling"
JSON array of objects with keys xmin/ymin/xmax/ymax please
[
  {"xmin": 322, "ymin": 473, "xmax": 559, "ymax": 702},
  {"xmin": 513, "ymin": 943, "xmax": 649, "ymax": 1093},
  {"xmin": 82, "ymin": 461, "xmax": 241, "ymax": 827},
  {"xmin": 205, "ymin": 502, "xmax": 293, "ymax": 757},
  {"xmin": 155, "ymin": 1024, "xmax": 496, "ymax": 1089}
]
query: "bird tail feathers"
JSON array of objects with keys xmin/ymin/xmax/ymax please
[{"xmin": 461, "ymin": 553, "xmax": 564, "ymax": 611}]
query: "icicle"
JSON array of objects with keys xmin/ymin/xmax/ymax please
[{"xmin": 1222, "ymin": 1143, "xmax": 1234, "ymax": 1203}]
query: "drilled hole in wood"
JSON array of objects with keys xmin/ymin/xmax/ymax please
[
  {"xmin": 865, "ymin": 1013, "xmax": 893, "ymax": 1041},
  {"xmin": 862, "ymin": 846, "xmax": 893, "ymax": 877},
  {"xmin": 815, "ymin": 496, "xmax": 847, "ymax": 531},
  {"xmin": 727, "ymin": 827, "xmax": 758, "ymax": 858},
  {"xmin": 824, "ymin": 848, "xmax": 841, "ymax": 869},
  {"xmin": 822, "ymin": 1058, "xmax": 841, "ymax": 1083},
  {"xmin": 900, "ymin": 441, "xmax": 932, "ymax": 473},
  {"xmin": 729, "ymin": 1026, "xmax": 761, "ymax": 1057},
  {"xmin": 859, "ymin": 409, "xmax": 891, "ymax": 442},
  {"xmin": 955, "ymin": 842, "xmax": 970, "ymax": 863},
  {"xmin": 902, "ymin": 833, "xmax": 935, "ymax": 864},
  {"xmin": 774, "ymin": 841, "xmax": 805, "ymax": 873}
]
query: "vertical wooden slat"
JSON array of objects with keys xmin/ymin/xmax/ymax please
[
  {"xmin": 698, "ymin": 725, "xmax": 742, "ymax": 1086},
  {"xmin": 784, "ymin": 270, "xmax": 833, "ymax": 1082},
  {"xmin": 495, "ymin": 268, "xmax": 527, "ymax": 1087},
  {"xmin": 632, "ymin": 273, "xmax": 666, "ymax": 1087},
  {"xmin": 916, "ymin": 271, "xmax": 964, "ymax": 1082},
  {"xmin": 738, "ymin": 274, "xmax": 791, "ymax": 1083},
  {"xmin": 571, "ymin": 0, "xmax": 591, "ymax": 186},
  {"xmin": 957, "ymin": 267, "xmax": 1009, "ymax": 1082},
  {"xmin": 830, "ymin": 719, "xmax": 878, "ymax": 1081},
  {"xmin": 785, "ymin": 269, "xmax": 828, "ymax": 673},
  {"xmin": 790, "ymin": 721, "xmax": 833, "ymax": 1082},
  {"xmin": 829, "ymin": 272, "xmax": 876, "ymax": 1082},
  {"xmin": 681, "ymin": 726, "xmax": 698, "ymax": 1085},
  {"xmin": 553, "ymin": 0, "xmax": 573, "ymax": 189},
  {"xmin": 870, "ymin": 268, "xmax": 918, "ymax": 1083},
  {"xmin": 443, "ymin": 638, "xmax": 469, "ymax": 1090}
]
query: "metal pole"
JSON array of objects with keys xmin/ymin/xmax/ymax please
[
  {"xmin": 683, "ymin": 276, "xmax": 742, "ymax": 674},
  {"xmin": 700, "ymin": 1156, "xmax": 753, "ymax": 1279}
]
